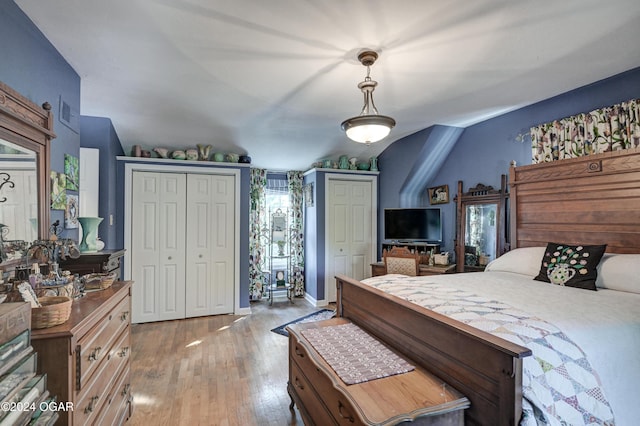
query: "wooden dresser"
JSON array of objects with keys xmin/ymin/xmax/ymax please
[
  {"xmin": 31, "ymin": 281, "xmax": 133, "ymax": 425},
  {"xmin": 59, "ymin": 249, "xmax": 126, "ymax": 278},
  {"xmin": 287, "ymin": 317, "xmax": 469, "ymax": 425}
]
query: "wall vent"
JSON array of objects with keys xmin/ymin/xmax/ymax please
[{"xmin": 59, "ymin": 95, "xmax": 79, "ymax": 133}]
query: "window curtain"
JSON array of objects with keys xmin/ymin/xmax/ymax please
[
  {"xmin": 249, "ymin": 168, "xmax": 267, "ymax": 300},
  {"xmin": 287, "ymin": 171, "xmax": 305, "ymax": 297},
  {"xmin": 531, "ymin": 98, "xmax": 640, "ymax": 163}
]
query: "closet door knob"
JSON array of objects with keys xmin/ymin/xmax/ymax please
[{"xmin": 168, "ymin": 256, "xmax": 172, "ymax": 260}]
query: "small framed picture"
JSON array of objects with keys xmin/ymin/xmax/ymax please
[
  {"xmin": 64, "ymin": 154, "xmax": 79, "ymax": 191},
  {"xmin": 65, "ymin": 194, "xmax": 79, "ymax": 229},
  {"xmin": 275, "ymin": 270, "xmax": 287, "ymax": 287},
  {"xmin": 428, "ymin": 184, "xmax": 449, "ymax": 205},
  {"xmin": 50, "ymin": 171, "xmax": 67, "ymax": 210}
]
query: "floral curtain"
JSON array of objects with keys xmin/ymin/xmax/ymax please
[
  {"xmin": 287, "ymin": 171, "xmax": 305, "ymax": 296},
  {"xmin": 249, "ymin": 168, "xmax": 268, "ymax": 300},
  {"xmin": 531, "ymin": 98, "xmax": 640, "ymax": 163}
]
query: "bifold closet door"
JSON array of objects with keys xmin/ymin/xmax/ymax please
[
  {"xmin": 131, "ymin": 171, "xmax": 187, "ymax": 323},
  {"xmin": 185, "ymin": 174, "xmax": 235, "ymax": 317}
]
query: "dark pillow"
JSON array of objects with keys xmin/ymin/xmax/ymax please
[{"xmin": 534, "ymin": 242, "xmax": 607, "ymax": 290}]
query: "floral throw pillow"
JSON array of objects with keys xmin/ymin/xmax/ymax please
[{"xmin": 534, "ymin": 243, "xmax": 607, "ymax": 290}]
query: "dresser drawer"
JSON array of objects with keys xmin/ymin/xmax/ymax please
[
  {"xmin": 75, "ymin": 327, "xmax": 130, "ymax": 425},
  {"xmin": 290, "ymin": 335, "xmax": 361, "ymax": 425},
  {"xmin": 76, "ymin": 295, "xmax": 130, "ymax": 390},
  {"xmin": 289, "ymin": 360, "xmax": 336, "ymax": 426},
  {"xmin": 95, "ymin": 363, "xmax": 131, "ymax": 426}
]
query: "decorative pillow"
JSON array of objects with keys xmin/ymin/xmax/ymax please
[
  {"xmin": 484, "ymin": 246, "xmax": 547, "ymax": 277},
  {"xmin": 596, "ymin": 253, "xmax": 640, "ymax": 293},
  {"xmin": 534, "ymin": 243, "xmax": 607, "ymax": 290}
]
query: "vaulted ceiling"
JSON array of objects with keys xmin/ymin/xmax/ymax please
[{"xmin": 15, "ymin": 0, "xmax": 640, "ymax": 170}]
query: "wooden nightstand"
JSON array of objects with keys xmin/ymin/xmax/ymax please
[{"xmin": 371, "ymin": 262, "xmax": 456, "ymax": 277}]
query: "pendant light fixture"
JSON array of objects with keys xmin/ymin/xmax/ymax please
[{"xmin": 341, "ymin": 50, "xmax": 396, "ymax": 144}]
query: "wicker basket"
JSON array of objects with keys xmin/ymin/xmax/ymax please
[
  {"xmin": 433, "ymin": 253, "xmax": 450, "ymax": 266},
  {"xmin": 82, "ymin": 272, "xmax": 116, "ymax": 290},
  {"xmin": 31, "ymin": 296, "xmax": 73, "ymax": 329},
  {"xmin": 35, "ymin": 281, "xmax": 77, "ymax": 298}
]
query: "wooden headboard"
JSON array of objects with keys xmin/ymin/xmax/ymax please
[{"xmin": 509, "ymin": 147, "xmax": 640, "ymax": 253}]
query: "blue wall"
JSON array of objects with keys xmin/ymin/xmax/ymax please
[
  {"xmin": 79, "ymin": 116, "xmax": 126, "ymax": 249},
  {"xmin": 378, "ymin": 66, "xmax": 640, "ymax": 260},
  {"xmin": 303, "ymin": 171, "xmax": 322, "ymax": 300},
  {"xmin": 0, "ymin": 1, "xmax": 81, "ymax": 240}
]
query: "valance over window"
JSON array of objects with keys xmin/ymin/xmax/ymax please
[{"xmin": 531, "ymin": 98, "xmax": 640, "ymax": 163}]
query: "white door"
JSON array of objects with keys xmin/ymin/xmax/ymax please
[
  {"xmin": 326, "ymin": 177, "xmax": 375, "ymax": 303},
  {"xmin": 185, "ymin": 174, "xmax": 235, "ymax": 317},
  {"xmin": 131, "ymin": 171, "xmax": 187, "ymax": 323}
]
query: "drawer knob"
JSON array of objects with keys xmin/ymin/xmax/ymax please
[
  {"xmin": 294, "ymin": 346, "xmax": 305, "ymax": 358},
  {"xmin": 294, "ymin": 376, "xmax": 304, "ymax": 390},
  {"xmin": 338, "ymin": 401, "xmax": 355, "ymax": 423},
  {"xmin": 119, "ymin": 346, "xmax": 130, "ymax": 357},
  {"xmin": 88, "ymin": 346, "xmax": 102, "ymax": 361},
  {"xmin": 122, "ymin": 383, "xmax": 131, "ymax": 397},
  {"xmin": 121, "ymin": 311, "xmax": 130, "ymax": 321},
  {"xmin": 85, "ymin": 396, "xmax": 99, "ymax": 414}
]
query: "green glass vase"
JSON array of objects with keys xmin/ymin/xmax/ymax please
[{"xmin": 78, "ymin": 217, "xmax": 103, "ymax": 252}]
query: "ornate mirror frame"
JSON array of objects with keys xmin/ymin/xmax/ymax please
[
  {"xmin": 455, "ymin": 174, "xmax": 508, "ymax": 272},
  {"xmin": 0, "ymin": 81, "xmax": 56, "ymax": 241}
]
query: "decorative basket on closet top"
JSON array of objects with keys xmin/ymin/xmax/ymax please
[
  {"xmin": 31, "ymin": 296, "xmax": 73, "ymax": 329},
  {"xmin": 82, "ymin": 272, "xmax": 117, "ymax": 290}
]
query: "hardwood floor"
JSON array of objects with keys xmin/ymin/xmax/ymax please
[{"xmin": 129, "ymin": 296, "xmax": 329, "ymax": 425}]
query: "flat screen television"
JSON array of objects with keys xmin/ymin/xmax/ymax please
[{"xmin": 384, "ymin": 208, "xmax": 442, "ymax": 243}]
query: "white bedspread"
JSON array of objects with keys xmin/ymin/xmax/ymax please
[{"xmin": 361, "ymin": 272, "xmax": 640, "ymax": 426}]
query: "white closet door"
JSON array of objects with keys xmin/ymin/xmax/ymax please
[
  {"xmin": 185, "ymin": 174, "xmax": 235, "ymax": 317},
  {"xmin": 326, "ymin": 178, "xmax": 374, "ymax": 303},
  {"xmin": 131, "ymin": 171, "xmax": 187, "ymax": 323}
]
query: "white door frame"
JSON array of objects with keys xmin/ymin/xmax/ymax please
[
  {"xmin": 323, "ymin": 173, "xmax": 377, "ymax": 305},
  {"xmin": 124, "ymin": 162, "xmax": 242, "ymax": 314}
]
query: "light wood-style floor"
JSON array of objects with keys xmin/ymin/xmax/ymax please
[{"xmin": 129, "ymin": 295, "xmax": 328, "ymax": 425}]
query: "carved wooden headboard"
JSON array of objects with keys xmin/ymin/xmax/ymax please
[{"xmin": 509, "ymin": 147, "xmax": 640, "ymax": 253}]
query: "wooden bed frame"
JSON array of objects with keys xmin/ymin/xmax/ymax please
[{"xmin": 336, "ymin": 147, "xmax": 640, "ymax": 426}]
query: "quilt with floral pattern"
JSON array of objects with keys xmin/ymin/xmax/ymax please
[{"xmin": 361, "ymin": 275, "xmax": 614, "ymax": 426}]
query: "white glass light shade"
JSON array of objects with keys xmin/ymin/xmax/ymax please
[{"xmin": 341, "ymin": 115, "xmax": 396, "ymax": 144}]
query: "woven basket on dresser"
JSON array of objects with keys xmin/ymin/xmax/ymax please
[
  {"xmin": 32, "ymin": 296, "xmax": 73, "ymax": 329},
  {"xmin": 82, "ymin": 272, "xmax": 116, "ymax": 290}
]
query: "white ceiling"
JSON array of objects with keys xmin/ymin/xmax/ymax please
[{"xmin": 15, "ymin": 0, "xmax": 640, "ymax": 170}]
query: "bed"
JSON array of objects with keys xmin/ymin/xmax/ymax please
[{"xmin": 335, "ymin": 147, "xmax": 640, "ymax": 426}]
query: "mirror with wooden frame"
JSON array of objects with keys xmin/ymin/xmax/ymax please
[
  {"xmin": 0, "ymin": 81, "xmax": 55, "ymax": 265},
  {"xmin": 455, "ymin": 175, "xmax": 508, "ymax": 272}
]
